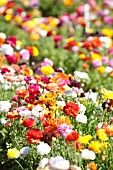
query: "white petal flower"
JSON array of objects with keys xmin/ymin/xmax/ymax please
[
  {"xmin": 57, "ymin": 101, "xmax": 66, "ymax": 107},
  {"xmin": 81, "ymin": 149, "xmax": 96, "ymax": 160},
  {"xmin": 19, "ymin": 146, "xmax": 31, "ymax": 159},
  {"xmin": 85, "ymin": 92, "xmax": 98, "ymax": 103},
  {"xmin": 78, "ymin": 103, "xmax": 86, "ymax": 114},
  {"xmin": 32, "ymin": 105, "xmax": 46, "ymax": 117},
  {"xmin": 37, "ymin": 142, "xmax": 51, "ymax": 155},
  {"xmin": 49, "ymin": 156, "xmax": 70, "ymax": 170},
  {"xmin": 0, "ymin": 101, "xmax": 11, "ymax": 112},
  {"xmin": 1, "ymin": 118, "xmax": 7, "ymax": 124},
  {"xmin": 74, "ymin": 71, "xmax": 89, "ymax": 82},
  {"xmin": 39, "ymin": 158, "xmax": 49, "ymax": 169},
  {"xmin": 1, "ymin": 44, "xmax": 13, "ymax": 55},
  {"xmin": 76, "ymin": 114, "xmax": 87, "ymax": 124}
]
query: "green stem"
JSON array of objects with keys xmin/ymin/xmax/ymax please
[{"xmin": 15, "ymin": 160, "xmax": 24, "ymax": 170}]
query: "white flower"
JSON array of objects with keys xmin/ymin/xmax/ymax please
[
  {"xmin": 85, "ymin": 92, "xmax": 98, "ymax": 103},
  {"xmin": 0, "ymin": 32, "xmax": 6, "ymax": 39},
  {"xmin": 100, "ymin": 36, "xmax": 112, "ymax": 48},
  {"xmin": 19, "ymin": 146, "xmax": 31, "ymax": 159},
  {"xmin": 0, "ymin": 101, "xmax": 11, "ymax": 112},
  {"xmin": 38, "ymin": 158, "xmax": 49, "ymax": 169},
  {"xmin": 49, "ymin": 156, "xmax": 70, "ymax": 170},
  {"xmin": 65, "ymin": 90, "xmax": 77, "ymax": 98},
  {"xmin": 32, "ymin": 105, "xmax": 46, "ymax": 117},
  {"xmin": 56, "ymin": 101, "xmax": 66, "ymax": 107},
  {"xmin": 19, "ymin": 110, "xmax": 32, "ymax": 117},
  {"xmin": 78, "ymin": 103, "xmax": 86, "ymax": 114},
  {"xmin": 36, "ymin": 142, "xmax": 51, "ymax": 155},
  {"xmin": 1, "ymin": 44, "xmax": 13, "ymax": 55},
  {"xmin": 1, "ymin": 118, "xmax": 7, "ymax": 124},
  {"xmin": 105, "ymin": 66, "xmax": 113, "ymax": 73},
  {"xmin": 74, "ymin": 71, "xmax": 89, "ymax": 82},
  {"xmin": 81, "ymin": 149, "xmax": 96, "ymax": 160},
  {"xmin": 76, "ymin": 114, "xmax": 87, "ymax": 124}
]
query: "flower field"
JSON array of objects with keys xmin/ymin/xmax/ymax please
[{"xmin": 0, "ymin": 0, "xmax": 113, "ymax": 170}]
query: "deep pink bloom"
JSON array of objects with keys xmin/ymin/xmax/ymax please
[
  {"xmin": 6, "ymin": 36, "xmax": 17, "ymax": 47},
  {"xmin": 109, "ymin": 59, "xmax": 113, "ymax": 68},
  {"xmin": 5, "ymin": 54, "xmax": 18, "ymax": 64}
]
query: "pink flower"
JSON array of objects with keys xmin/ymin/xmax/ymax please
[
  {"xmin": 6, "ymin": 36, "xmax": 17, "ymax": 47},
  {"xmin": 109, "ymin": 59, "xmax": 113, "ymax": 68},
  {"xmin": 102, "ymin": 56, "xmax": 109, "ymax": 64},
  {"xmin": 5, "ymin": 54, "xmax": 18, "ymax": 64},
  {"xmin": 92, "ymin": 60, "xmax": 102, "ymax": 68},
  {"xmin": 57, "ymin": 123, "xmax": 73, "ymax": 138},
  {"xmin": 20, "ymin": 49, "xmax": 30, "ymax": 60},
  {"xmin": 41, "ymin": 58, "xmax": 53, "ymax": 67},
  {"xmin": 108, "ymin": 47, "xmax": 113, "ymax": 55},
  {"xmin": 71, "ymin": 46, "xmax": 79, "ymax": 52}
]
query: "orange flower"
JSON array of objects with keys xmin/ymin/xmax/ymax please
[
  {"xmin": 51, "ymin": 72, "xmax": 69, "ymax": 83},
  {"xmin": 63, "ymin": 102, "xmax": 79, "ymax": 117},
  {"xmin": 87, "ymin": 162, "xmax": 97, "ymax": 170},
  {"xmin": 0, "ymin": 37, "xmax": 5, "ymax": 46},
  {"xmin": 66, "ymin": 131, "xmax": 80, "ymax": 143},
  {"xmin": 105, "ymin": 124, "xmax": 113, "ymax": 136},
  {"xmin": 57, "ymin": 116, "xmax": 72, "ymax": 126},
  {"xmin": 63, "ymin": 0, "xmax": 74, "ymax": 6},
  {"xmin": 77, "ymin": 17, "xmax": 86, "ymax": 27}
]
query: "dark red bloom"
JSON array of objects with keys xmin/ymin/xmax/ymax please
[
  {"xmin": 1, "ymin": 68, "xmax": 11, "ymax": 74},
  {"xmin": 26, "ymin": 128, "xmax": 43, "ymax": 144},
  {"xmin": 63, "ymin": 102, "xmax": 79, "ymax": 117},
  {"xmin": 23, "ymin": 118, "xmax": 35, "ymax": 128},
  {"xmin": 25, "ymin": 95, "xmax": 36, "ymax": 104},
  {"xmin": 66, "ymin": 131, "xmax": 80, "ymax": 143}
]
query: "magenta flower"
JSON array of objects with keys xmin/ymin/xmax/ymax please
[
  {"xmin": 57, "ymin": 123, "xmax": 73, "ymax": 138},
  {"xmin": 5, "ymin": 54, "xmax": 18, "ymax": 64},
  {"xmin": 108, "ymin": 47, "xmax": 113, "ymax": 55},
  {"xmin": 6, "ymin": 36, "xmax": 17, "ymax": 47}
]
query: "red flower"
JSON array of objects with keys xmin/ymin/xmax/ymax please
[
  {"xmin": 23, "ymin": 118, "xmax": 35, "ymax": 128},
  {"xmin": 63, "ymin": 102, "xmax": 79, "ymax": 117},
  {"xmin": 25, "ymin": 95, "xmax": 36, "ymax": 104},
  {"xmin": 1, "ymin": 68, "xmax": 11, "ymax": 74},
  {"xmin": 66, "ymin": 131, "xmax": 80, "ymax": 143},
  {"xmin": 26, "ymin": 128, "xmax": 43, "ymax": 144}
]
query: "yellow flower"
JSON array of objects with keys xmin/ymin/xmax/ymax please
[
  {"xmin": 7, "ymin": 148, "xmax": 20, "ymax": 159},
  {"xmin": 32, "ymin": 46, "xmax": 39, "ymax": 56},
  {"xmin": 49, "ymin": 18, "xmax": 59, "ymax": 27},
  {"xmin": 97, "ymin": 66, "xmax": 105, "ymax": 74},
  {"xmin": 103, "ymin": 90, "xmax": 113, "ymax": 100},
  {"xmin": 78, "ymin": 135, "xmax": 93, "ymax": 145},
  {"xmin": 41, "ymin": 66, "xmax": 54, "ymax": 76},
  {"xmin": 79, "ymin": 54, "xmax": 86, "ymax": 59},
  {"xmin": 90, "ymin": 53, "xmax": 102, "ymax": 61},
  {"xmin": 88, "ymin": 141, "xmax": 105, "ymax": 153},
  {"xmin": 4, "ymin": 14, "xmax": 12, "ymax": 22},
  {"xmin": 0, "ymin": 0, "xmax": 8, "ymax": 6},
  {"xmin": 97, "ymin": 129, "xmax": 108, "ymax": 141},
  {"xmin": 101, "ymin": 29, "xmax": 113, "ymax": 38}
]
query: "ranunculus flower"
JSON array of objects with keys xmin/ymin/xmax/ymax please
[
  {"xmin": 23, "ymin": 118, "xmax": 35, "ymax": 128},
  {"xmin": 41, "ymin": 66, "xmax": 54, "ymax": 76},
  {"xmin": 7, "ymin": 148, "xmax": 20, "ymax": 159},
  {"xmin": 20, "ymin": 49, "xmax": 30, "ymax": 60},
  {"xmin": 66, "ymin": 131, "xmax": 80, "ymax": 143},
  {"xmin": 5, "ymin": 54, "xmax": 18, "ymax": 64},
  {"xmin": 26, "ymin": 128, "xmax": 43, "ymax": 144},
  {"xmin": 76, "ymin": 114, "xmax": 87, "ymax": 124},
  {"xmin": 38, "ymin": 158, "xmax": 49, "ymax": 169},
  {"xmin": 109, "ymin": 59, "xmax": 113, "ymax": 68},
  {"xmin": 57, "ymin": 123, "xmax": 74, "ymax": 138},
  {"xmin": 63, "ymin": 102, "xmax": 79, "ymax": 117},
  {"xmin": 81, "ymin": 149, "xmax": 96, "ymax": 160},
  {"xmin": 36, "ymin": 142, "xmax": 51, "ymax": 155},
  {"xmin": 6, "ymin": 36, "xmax": 17, "ymax": 47},
  {"xmin": 19, "ymin": 146, "xmax": 31, "ymax": 159},
  {"xmin": 0, "ymin": 101, "xmax": 11, "ymax": 112},
  {"xmin": 1, "ymin": 44, "xmax": 13, "ymax": 55},
  {"xmin": 49, "ymin": 156, "xmax": 70, "ymax": 170}
]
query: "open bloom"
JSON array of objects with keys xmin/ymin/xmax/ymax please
[
  {"xmin": 76, "ymin": 114, "xmax": 87, "ymax": 124},
  {"xmin": 81, "ymin": 149, "xmax": 96, "ymax": 160},
  {"xmin": 7, "ymin": 148, "xmax": 20, "ymax": 159},
  {"xmin": 0, "ymin": 101, "xmax": 11, "ymax": 112},
  {"xmin": 19, "ymin": 146, "xmax": 31, "ymax": 159},
  {"xmin": 48, "ymin": 156, "xmax": 70, "ymax": 170},
  {"xmin": 36, "ymin": 142, "xmax": 51, "ymax": 155},
  {"xmin": 63, "ymin": 102, "xmax": 79, "ymax": 117},
  {"xmin": 57, "ymin": 123, "xmax": 74, "ymax": 138}
]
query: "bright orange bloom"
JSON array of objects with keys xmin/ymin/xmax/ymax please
[{"xmin": 87, "ymin": 162, "xmax": 97, "ymax": 170}]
